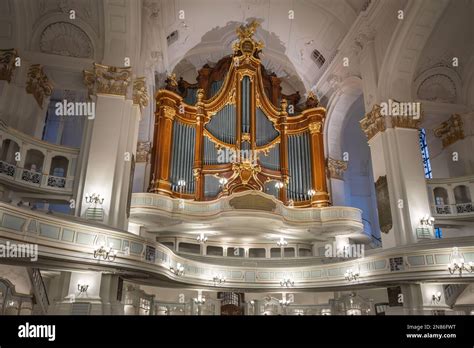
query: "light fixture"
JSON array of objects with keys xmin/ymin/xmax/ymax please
[
  {"xmin": 170, "ymin": 262, "xmax": 185, "ymax": 276},
  {"xmin": 177, "ymin": 179, "xmax": 186, "ymax": 198},
  {"xmin": 197, "ymin": 233, "xmax": 208, "ymax": 244},
  {"xmin": 85, "ymin": 193, "xmax": 104, "ymax": 205},
  {"xmin": 279, "ymin": 299, "xmax": 291, "ymax": 306},
  {"xmin": 420, "ymin": 215, "xmax": 435, "ymax": 227},
  {"xmin": 277, "ymin": 237, "xmax": 288, "ymax": 247},
  {"xmin": 307, "ymin": 189, "xmax": 316, "ymax": 197},
  {"xmin": 448, "ymin": 247, "xmax": 473, "ymax": 275},
  {"xmin": 93, "ymin": 245, "xmax": 117, "ymax": 261},
  {"xmin": 344, "ymin": 269, "xmax": 360, "ymax": 282},
  {"xmin": 77, "ymin": 284, "xmax": 89, "ymax": 294},
  {"xmin": 280, "ymin": 278, "xmax": 294, "ymax": 287},
  {"xmin": 274, "ymin": 181, "xmax": 284, "ymax": 189},
  {"xmin": 212, "ymin": 274, "xmax": 225, "ymax": 285},
  {"xmin": 432, "ymin": 291, "xmax": 442, "ymax": 304},
  {"xmin": 193, "ymin": 297, "xmax": 206, "ymax": 305},
  {"xmin": 219, "ymin": 177, "xmax": 228, "ymax": 186}
]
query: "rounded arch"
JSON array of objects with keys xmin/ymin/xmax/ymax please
[
  {"xmin": 413, "ymin": 66, "xmax": 462, "ymax": 104},
  {"xmin": 49, "ymin": 155, "xmax": 69, "ymax": 177},
  {"xmin": 377, "ymin": 0, "xmax": 450, "ymax": 102},
  {"xmin": 324, "ymin": 76, "xmax": 363, "ymax": 160},
  {"xmin": 453, "ymin": 185, "xmax": 471, "ymax": 204},
  {"xmin": 0, "ymin": 138, "xmax": 20, "ymax": 164},
  {"xmin": 24, "ymin": 149, "xmax": 45, "ymax": 172},
  {"xmin": 433, "ymin": 186, "xmax": 449, "ymax": 205}
]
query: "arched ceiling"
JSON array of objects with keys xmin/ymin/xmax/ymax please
[{"xmin": 150, "ymin": 0, "xmax": 368, "ymax": 92}]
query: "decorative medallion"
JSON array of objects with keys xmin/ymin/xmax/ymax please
[{"xmin": 133, "ymin": 77, "xmax": 149, "ymax": 108}]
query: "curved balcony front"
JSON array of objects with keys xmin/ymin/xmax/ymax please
[
  {"xmin": 0, "ymin": 202, "xmax": 473, "ymax": 291},
  {"xmin": 0, "ymin": 121, "xmax": 78, "ymax": 196},
  {"xmin": 129, "ymin": 191, "xmax": 365, "ymax": 243}
]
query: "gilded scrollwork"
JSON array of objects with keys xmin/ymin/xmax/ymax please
[
  {"xmin": 327, "ymin": 157, "xmax": 348, "ymax": 180},
  {"xmin": 434, "ymin": 114, "xmax": 464, "ymax": 148},
  {"xmin": 360, "ymin": 104, "xmax": 385, "ymax": 140},
  {"xmin": 132, "ymin": 77, "xmax": 149, "ymax": 108},
  {"xmin": 26, "ymin": 64, "xmax": 53, "ymax": 108},
  {"xmin": 136, "ymin": 141, "xmax": 151, "ymax": 163},
  {"xmin": 0, "ymin": 49, "xmax": 18, "ymax": 83}
]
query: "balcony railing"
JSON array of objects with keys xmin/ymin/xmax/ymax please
[
  {"xmin": 0, "ymin": 161, "xmax": 75, "ymax": 193},
  {"xmin": 427, "ymin": 175, "xmax": 474, "ymax": 218},
  {"xmin": 0, "ymin": 121, "xmax": 79, "ymax": 195}
]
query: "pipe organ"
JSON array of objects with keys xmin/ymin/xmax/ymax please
[{"xmin": 150, "ymin": 21, "xmax": 330, "ymax": 207}]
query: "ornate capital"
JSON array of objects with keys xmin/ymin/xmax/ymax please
[
  {"xmin": 162, "ymin": 105, "xmax": 176, "ymax": 120},
  {"xmin": 434, "ymin": 114, "xmax": 464, "ymax": 148},
  {"xmin": 308, "ymin": 121, "xmax": 322, "ymax": 134},
  {"xmin": 26, "ymin": 64, "xmax": 53, "ymax": 108},
  {"xmin": 83, "ymin": 63, "xmax": 131, "ymax": 97},
  {"xmin": 390, "ymin": 115, "xmax": 422, "ymax": 129},
  {"xmin": 327, "ymin": 157, "xmax": 348, "ymax": 180},
  {"xmin": 132, "ymin": 77, "xmax": 149, "ymax": 108},
  {"xmin": 0, "ymin": 49, "xmax": 17, "ymax": 83},
  {"xmin": 136, "ymin": 141, "xmax": 151, "ymax": 163},
  {"xmin": 360, "ymin": 104, "xmax": 385, "ymax": 140}
]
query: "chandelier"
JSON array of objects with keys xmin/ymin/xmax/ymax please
[
  {"xmin": 448, "ymin": 247, "xmax": 473, "ymax": 275},
  {"xmin": 279, "ymin": 299, "xmax": 291, "ymax": 306},
  {"xmin": 193, "ymin": 297, "xmax": 206, "ymax": 305},
  {"xmin": 93, "ymin": 245, "xmax": 117, "ymax": 261}
]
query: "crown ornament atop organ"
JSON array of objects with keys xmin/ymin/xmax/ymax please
[{"xmin": 150, "ymin": 21, "xmax": 330, "ymax": 207}]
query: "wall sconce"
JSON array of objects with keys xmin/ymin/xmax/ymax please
[
  {"xmin": 307, "ymin": 189, "xmax": 316, "ymax": 197},
  {"xmin": 277, "ymin": 237, "xmax": 288, "ymax": 247},
  {"xmin": 193, "ymin": 297, "xmax": 206, "ymax": 305},
  {"xmin": 85, "ymin": 193, "xmax": 104, "ymax": 205},
  {"xmin": 432, "ymin": 291, "xmax": 442, "ymax": 304},
  {"xmin": 77, "ymin": 284, "xmax": 89, "ymax": 294},
  {"xmin": 219, "ymin": 177, "xmax": 228, "ymax": 186},
  {"xmin": 212, "ymin": 274, "xmax": 225, "ymax": 285},
  {"xmin": 197, "ymin": 233, "xmax": 208, "ymax": 244},
  {"xmin": 448, "ymin": 247, "xmax": 473, "ymax": 276},
  {"xmin": 344, "ymin": 269, "xmax": 360, "ymax": 282},
  {"xmin": 93, "ymin": 245, "xmax": 117, "ymax": 261},
  {"xmin": 279, "ymin": 299, "xmax": 291, "ymax": 306},
  {"xmin": 420, "ymin": 215, "xmax": 435, "ymax": 227},
  {"xmin": 280, "ymin": 278, "xmax": 294, "ymax": 287},
  {"xmin": 170, "ymin": 262, "xmax": 185, "ymax": 276}
]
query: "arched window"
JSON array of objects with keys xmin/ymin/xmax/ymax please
[
  {"xmin": 419, "ymin": 129, "xmax": 432, "ymax": 178},
  {"xmin": 433, "ymin": 187, "xmax": 449, "ymax": 205},
  {"xmin": 49, "ymin": 156, "xmax": 69, "ymax": 177},
  {"xmin": 24, "ymin": 149, "xmax": 45, "ymax": 172},
  {"xmin": 453, "ymin": 185, "xmax": 471, "ymax": 204},
  {"xmin": 0, "ymin": 139, "xmax": 20, "ymax": 164}
]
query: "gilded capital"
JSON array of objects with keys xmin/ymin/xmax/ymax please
[
  {"xmin": 83, "ymin": 63, "xmax": 131, "ymax": 97},
  {"xmin": 0, "ymin": 49, "xmax": 18, "ymax": 83},
  {"xmin": 308, "ymin": 121, "xmax": 322, "ymax": 134},
  {"xmin": 132, "ymin": 77, "xmax": 149, "ymax": 108},
  {"xmin": 327, "ymin": 157, "xmax": 348, "ymax": 180},
  {"xmin": 434, "ymin": 114, "xmax": 464, "ymax": 148},
  {"xmin": 360, "ymin": 104, "xmax": 385, "ymax": 140},
  {"xmin": 162, "ymin": 105, "xmax": 176, "ymax": 120},
  {"xmin": 26, "ymin": 64, "xmax": 53, "ymax": 108}
]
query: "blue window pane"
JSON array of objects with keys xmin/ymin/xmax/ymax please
[{"xmin": 419, "ymin": 128, "xmax": 432, "ymax": 179}]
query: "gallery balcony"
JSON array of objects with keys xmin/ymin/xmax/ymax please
[{"xmin": 0, "ymin": 120, "xmax": 79, "ymax": 196}]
